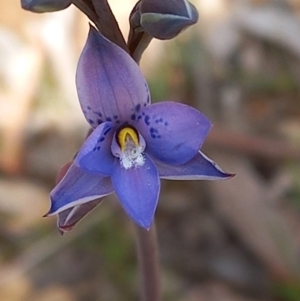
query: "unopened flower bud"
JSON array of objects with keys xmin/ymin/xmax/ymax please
[
  {"xmin": 21, "ymin": 0, "xmax": 71, "ymax": 13},
  {"xmin": 139, "ymin": 0, "xmax": 199, "ymax": 40}
]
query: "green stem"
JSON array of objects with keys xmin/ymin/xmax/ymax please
[{"xmin": 135, "ymin": 223, "xmax": 162, "ymax": 301}]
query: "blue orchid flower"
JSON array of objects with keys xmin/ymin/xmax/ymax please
[{"xmin": 47, "ymin": 26, "xmax": 232, "ymax": 232}]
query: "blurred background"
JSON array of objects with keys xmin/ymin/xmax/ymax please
[{"xmin": 1, "ymin": 0, "xmax": 300, "ymax": 300}]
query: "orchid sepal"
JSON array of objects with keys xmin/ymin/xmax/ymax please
[
  {"xmin": 139, "ymin": 0, "xmax": 199, "ymax": 39},
  {"xmin": 21, "ymin": 0, "xmax": 71, "ymax": 13}
]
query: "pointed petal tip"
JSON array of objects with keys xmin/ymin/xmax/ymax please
[
  {"xmin": 58, "ymin": 230, "xmax": 65, "ymax": 236},
  {"xmin": 58, "ymin": 224, "xmax": 76, "ymax": 234},
  {"xmin": 215, "ymin": 171, "xmax": 235, "ymax": 180},
  {"xmin": 135, "ymin": 218, "xmax": 153, "ymax": 230},
  {"xmin": 127, "ymin": 209, "xmax": 154, "ymax": 230},
  {"xmin": 42, "ymin": 210, "xmax": 52, "ymax": 218},
  {"xmin": 87, "ymin": 24, "xmax": 100, "ymax": 41},
  {"xmin": 86, "ymin": 24, "xmax": 117, "ymax": 53},
  {"xmin": 200, "ymin": 152, "xmax": 235, "ymax": 180},
  {"xmin": 225, "ymin": 172, "xmax": 236, "ymax": 179}
]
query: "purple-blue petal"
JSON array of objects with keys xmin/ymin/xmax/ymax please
[
  {"xmin": 141, "ymin": 14, "xmax": 197, "ymax": 39},
  {"xmin": 156, "ymin": 151, "xmax": 234, "ymax": 180},
  {"xmin": 140, "ymin": 0, "xmax": 199, "ymax": 40},
  {"xmin": 57, "ymin": 199, "xmax": 103, "ymax": 233},
  {"xmin": 48, "ymin": 163, "xmax": 114, "ymax": 215},
  {"xmin": 111, "ymin": 154, "xmax": 160, "ymax": 229},
  {"xmin": 136, "ymin": 101, "xmax": 211, "ymax": 165},
  {"xmin": 74, "ymin": 122, "xmax": 114, "ymax": 176},
  {"xmin": 76, "ymin": 25, "xmax": 151, "ymax": 127},
  {"xmin": 21, "ymin": 0, "xmax": 71, "ymax": 13}
]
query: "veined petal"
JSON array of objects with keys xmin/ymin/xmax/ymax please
[
  {"xmin": 47, "ymin": 163, "xmax": 113, "ymax": 215},
  {"xmin": 57, "ymin": 199, "xmax": 102, "ymax": 234},
  {"xmin": 156, "ymin": 151, "xmax": 234, "ymax": 180},
  {"xmin": 136, "ymin": 101, "xmax": 211, "ymax": 165},
  {"xmin": 74, "ymin": 122, "xmax": 114, "ymax": 176},
  {"xmin": 111, "ymin": 154, "xmax": 160, "ymax": 229},
  {"xmin": 76, "ymin": 25, "xmax": 151, "ymax": 127}
]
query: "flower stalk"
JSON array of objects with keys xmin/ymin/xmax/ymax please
[{"xmin": 135, "ymin": 224, "xmax": 161, "ymax": 301}]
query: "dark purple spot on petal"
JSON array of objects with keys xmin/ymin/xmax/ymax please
[
  {"xmin": 145, "ymin": 115, "xmax": 150, "ymax": 125},
  {"xmin": 106, "ymin": 117, "xmax": 112, "ymax": 122},
  {"xmin": 96, "ymin": 112, "xmax": 102, "ymax": 117},
  {"xmin": 99, "ymin": 137, "xmax": 105, "ymax": 142},
  {"xmin": 87, "ymin": 106, "xmax": 91, "ymax": 110},
  {"xmin": 113, "ymin": 115, "xmax": 118, "ymax": 120},
  {"xmin": 135, "ymin": 104, "xmax": 141, "ymax": 112},
  {"xmin": 131, "ymin": 114, "xmax": 136, "ymax": 121},
  {"xmin": 164, "ymin": 122, "xmax": 168, "ymax": 126},
  {"xmin": 137, "ymin": 115, "xmax": 142, "ymax": 120},
  {"xmin": 97, "ymin": 119, "xmax": 102, "ymax": 124},
  {"xmin": 103, "ymin": 127, "xmax": 111, "ymax": 136},
  {"xmin": 150, "ymin": 127, "xmax": 159, "ymax": 134},
  {"xmin": 88, "ymin": 119, "xmax": 94, "ymax": 124}
]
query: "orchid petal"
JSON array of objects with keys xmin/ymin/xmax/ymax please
[
  {"xmin": 48, "ymin": 163, "xmax": 113, "ymax": 215},
  {"xmin": 76, "ymin": 25, "xmax": 151, "ymax": 127},
  {"xmin": 136, "ymin": 101, "xmax": 211, "ymax": 165},
  {"xmin": 156, "ymin": 151, "xmax": 234, "ymax": 180},
  {"xmin": 74, "ymin": 122, "xmax": 114, "ymax": 176},
  {"xmin": 21, "ymin": 0, "xmax": 71, "ymax": 13},
  {"xmin": 141, "ymin": 14, "xmax": 197, "ymax": 39},
  {"xmin": 57, "ymin": 199, "xmax": 102, "ymax": 234},
  {"xmin": 111, "ymin": 154, "xmax": 160, "ymax": 229},
  {"xmin": 140, "ymin": 0, "xmax": 199, "ymax": 40},
  {"xmin": 141, "ymin": 0, "xmax": 195, "ymax": 17}
]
